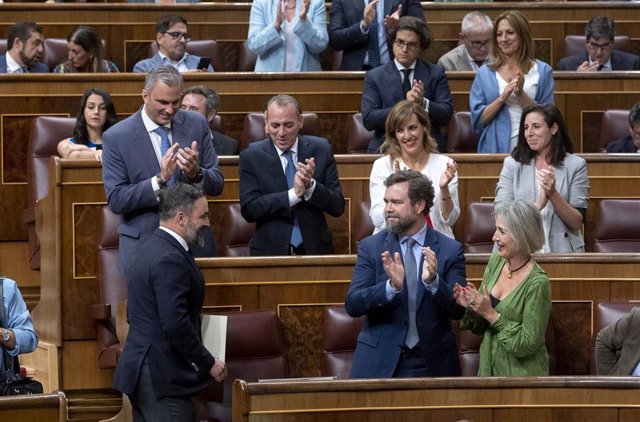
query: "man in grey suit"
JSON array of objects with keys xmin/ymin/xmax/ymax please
[
  {"xmin": 102, "ymin": 65, "xmax": 224, "ymax": 272},
  {"xmin": 596, "ymin": 307, "xmax": 640, "ymax": 376},
  {"xmin": 180, "ymin": 85, "xmax": 239, "ymax": 155},
  {"xmin": 133, "ymin": 15, "xmax": 213, "ymax": 73},
  {"xmin": 438, "ymin": 12, "xmax": 492, "ymax": 72}
]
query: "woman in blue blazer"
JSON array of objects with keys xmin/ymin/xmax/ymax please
[{"xmin": 247, "ymin": 0, "xmax": 328, "ymax": 72}]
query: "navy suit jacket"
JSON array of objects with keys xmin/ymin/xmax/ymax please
[
  {"xmin": 328, "ymin": 0, "xmax": 424, "ymax": 71},
  {"xmin": 345, "ymin": 227, "xmax": 466, "ymax": 378},
  {"xmin": 102, "ymin": 109, "xmax": 224, "ymax": 272},
  {"xmin": 238, "ymin": 136, "xmax": 345, "ymax": 256},
  {"xmin": 113, "ymin": 229, "xmax": 216, "ymax": 398},
  {"xmin": 0, "ymin": 54, "xmax": 49, "ymax": 73},
  {"xmin": 212, "ymin": 130, "xmax": 239, "ymax": 155},
  {"xmin": 361, "ymin": 59, "xmax": 454, "ymax": 153},
  {"xmin": 557, "ymin": 50, "xmax": 640, "ymax": 71},
  {"xmin": 607, "ymin": 135, "xmax": 638, "ymax": 152}
]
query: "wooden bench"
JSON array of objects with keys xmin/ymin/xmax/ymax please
[{"xmin": 0, "ymin": 392, "xmax": 67, "ymax": 422}]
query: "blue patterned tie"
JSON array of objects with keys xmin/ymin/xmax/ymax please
[
  {"xmin": 154, "ymin": 126, "xmax": 171, "ymax": 157},
  {"xmin": 404, "ymin": 237, "xmax": 419, "ymax": 348},
  {"xmin": 283, "ymin": 150, "xmax": 303, "ymax": 247},
  {"xmin": 367, "ymin": 8, "xmax": 381, "ymax": 68}
]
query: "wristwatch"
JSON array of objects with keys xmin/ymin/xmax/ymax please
[{"xmin": 0, "ymin": 329, "xmax": 9, "ymax": 342}]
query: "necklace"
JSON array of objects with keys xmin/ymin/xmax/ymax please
[{"xmin": 507, "ymin": 256, "xmax": 531, "ymax": 278}]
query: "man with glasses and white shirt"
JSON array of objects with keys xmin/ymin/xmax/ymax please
[
  {"xmin": 558, "ymin": 16, "xmax": 640, "ymax": 72},
  {"xmin": 438, "ymin": 12, "xmax": 493, "ymax": 72},
  {"xmin": 134, "ymin": 15, "xmax": 214, "ymax": 73},
  {"xmin": 361, "ymin": 16, "xmax": 453, "ymax": 153}
]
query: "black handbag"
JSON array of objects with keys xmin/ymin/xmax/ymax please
[{"xmin": 0, "ymin": 276, "xmax": 43, "ymax": 396}]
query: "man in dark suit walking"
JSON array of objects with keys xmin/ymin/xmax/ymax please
[
  {"xmin": 346, "ymin": 170, "xmax": 466, "ymax": 378},
  {"xmin": 113, "ymin": 182, "xmax": 227, "ymax": 421},
  {"xmin": 103, "ymin": 65, "xmax": 224, "ymax": 272},
  {"xmin": 239, "ymin": 94, "xmax": 345, "ymax": 256},
  {"xmin": 361, "ymin": 16, "xmax": 453, "ymax": 152}
]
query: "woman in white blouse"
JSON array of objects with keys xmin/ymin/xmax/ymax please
[{"xmin": 369, "ymin": 100, "xmax": 460, "ymax": 238}]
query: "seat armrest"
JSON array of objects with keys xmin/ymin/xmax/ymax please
[{"xmin": 91, "ymin": 303, "xmax": 111, "ymax": 320}]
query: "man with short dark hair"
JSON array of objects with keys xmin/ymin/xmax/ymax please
[
  {"xmin": 239, "ymin": 94, "xmax": 345, "ymax": 256},
  {"xmin": 102, "ymin": 65, "xmax": 224, "ymax": 272},
  {"xmin": 134, "ymin": 15, "xmax": 214, "ymax": 73},
  {"xmin": 361, "ymin": 16, "xmax": 453, "ymax": 152},
  {"xmin": 558, "ymin": 16, "xmax": 640, "ymax": 71},
  {"xmin": 113, "ymin": 182, "xmax": 227, "ymax": 422},
  {"xmin": 0, "ymin": 22, "xmax": 47, "ymax": 73},
  {"xmin": 346, "ymin": 169, "xmax": 466, "ymax": 378},
  {"xmin": 438, "ymin": 11, "xmax": 493, "ymax": 71},
  {"xmin": 607, "ymin": 102, "xmax": 640, "ymax": 153},
  {"xmin": 180, "ymin": 85, "xmax": 239, "ymax": 155}
]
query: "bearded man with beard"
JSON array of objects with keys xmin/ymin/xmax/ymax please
[
  {"xmin": 113, "ymin": 183, "xmax": 227, "ymax": 422},
  {"xmin": 346, "ymin": 169, "xmax": 467, "ymax": 378}
]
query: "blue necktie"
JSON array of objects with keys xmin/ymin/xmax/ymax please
[
  {"xmin": 404, "ymin": 237, "xmax": 419, "ymax": 348},
  {"xmin": 283, "ymin": 150, "xmax": 303, "ymax": 247},
  {"xmin": 154, "ymin": 126, "xmax": 171, "ymax": 157},
  {"xmin": 366, "ymin": 8, "xmax": 381, "ymax": 68}
]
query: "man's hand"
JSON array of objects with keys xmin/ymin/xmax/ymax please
[
  {"xmin": 382, "ymin": 251, "xmax": 405, "ymax": 291},
  {"xmin": 210, "ymin": 358, "xmax": 228, "ymax": 382},
  {"xmin": 383, "ymin": 4, "xmax": 403, "ymax": 31},
  {"xmin": 406, "ymin": 79, "xmax": 425, "ymax": 105},
  {"xmin": 576, "ymin": 61, "xmax": 600, "ymax": 72},
  {"xmin": 421, "ymin": 246, "xmax": 437, "ymax": 283},
  {"xmin": 175, "ymin": 141, "xmax": 200, "ymax": 179},
  {"xmin": 160, "ymin": 143, "xmax": 180, "ymax": 181},
  {"xmin": 296, "ymin": 157, "xmax": 315, "ymax": 189},
  {"xmin": 362, "ymin": 0, "xmax": 379, "ymax": 29}
]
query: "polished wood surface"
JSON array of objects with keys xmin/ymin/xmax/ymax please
[
  {"xmin": 233, "ymin": 377, "xmax": 640, "ymax": 422},
  {"xmin": 0, "ymin": 392, "xmax": 67, "ymax": 422}
]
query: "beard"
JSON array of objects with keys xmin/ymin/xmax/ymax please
[
  {"xmin": 385, "ymin": 212, "xmax": 416, "ymax": 234},
  {"xmin": 19, "ymin": 50, "xmax": 37, "ymax": 67},
  {"xmin": 184, "ymin": 224, "xmax": 205, "ymax": 248}
]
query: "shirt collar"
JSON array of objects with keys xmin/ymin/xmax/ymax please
[
  {"xmin": 394, "ymin": 59, "xmax": 416, "ymax": 72},
  {"xmin": 159, "ymin": 226, "xmax": 189, "ymax": 252},
  {"xmin": 275, "ymin": 138, "xmax": 299, "ymax": 156},
  {"xmin": 141, "ymin": 105, "xmax": 171, "ymax": 134},
  {"xmin": 159, "ymin": 50, "xmax": 189, "ymax": 66},
  {"xmin": 5, "ymin": 52, "xmax": 23, "ymax": 73},
  {"xmin": 399, "ymin": 222, "xmax": 428, "ymax": 248}
]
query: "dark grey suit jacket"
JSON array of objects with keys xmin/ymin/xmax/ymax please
[
  {"xmin": 607, "ymin": 135, "xmax": 638, "ymax": 153},
  {"xmin": 557, "ymin": 50, "xmax": 640, "ymax": 71},
  {"xmin": 212, "ymin": 130, "xmax": 239, "ymax": 155},
  {"xmin": 596, "ymin": 307, "xmax": 640, "ymax": 375}
]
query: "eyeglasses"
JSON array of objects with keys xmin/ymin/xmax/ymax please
[
  {"xmin": 163, "ymin": 31, "xmax": 192, "ymax": 42},
  {"xmin": 468, "ymin": 40, "xmax": 490, "ymax": 49},
  {"xmin": 587, "ymin": 41, "xmax": 613, "ymax": 51},
  {"xmin": 394, "ymin": 39, "xmax": 420, "ymax": 51}
]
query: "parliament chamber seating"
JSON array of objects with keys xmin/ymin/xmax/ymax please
[
  {"xmin": 590, "ymin": 301, "xmax": 638, "ymax": 374},
  {"xmin": 91, "ymin": 206, "xmax": 127, "ymax": 369},
  {"xmin": 217, "ymin": 203, "xmax": 254, "ymax": 257},
  {"xmin": 237, "ymin": 41, "xmax": 257, "ymax": 72},
  {"xmin": 202, "ymin": 310, "xmax": 288, "ymax": 422},
  {"xmin": 210, "ymin": 114, "xmax": 224, "ymax": 134},
  {"xmin": 239, "ymin": 112, "xmax": 322, "ymax": 151},
  {"xmin": 598, "ymin": 109, "xmax": 629, "ymax": 151},
  {"xmin": 0, "ymin": 39, "xmax": 6, "ymax": 55},
  {"xmin": 347, "ymin": 113, "xmax": 374, "ymax": 154},
  {"xmin": 321, "ymin": 305, "xmax": 364, "ymax": 379},
  {"xmin": 592, "ymin": 199, "xmax": 640, "ymax": 252},
  {"xmin": 458, "ymin": 315, "xmax": 557, "ymax": 376},
  {"xmin": 446, "ymin": 111, "xmax": 480, "ymax": 153},
  {"xmin": 353, "ymin": 200, "xmax": 374, "ymax": 247},
  {"xmin": 563, "ymin": 35, "xmax": 632, "ymax": 58},
  {"xmin": 149, "ymin": 39, "xmax": 221, "ymax": 72},
  {"xmin": 42, "ymin": 38, "xmax": 68, "ymax": 72},
  {"xmin": 463, "ymin": 202, "xmax": 495, "ymax": 254},
  {"xmin": 24, "ymin": 116, "xmax": 75, "ymax": 270}
]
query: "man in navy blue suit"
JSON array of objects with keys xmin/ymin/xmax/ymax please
[
  {"xmin": 346, "ymin": 170, "xmax": 466, "ymax": 378},
  {"xmin": 557, "ymin": 16, "xmax": 640, "ymax": 72},
  {"xmin": 0, "ymin": 22, "xmax": 47, "ymax": 73},
  {"xmin": 361, "ymin": 16, "xmax": 453, "ymax": 153},
  {"xmin": 239, "ymin": 94, "xmax": 345, "ymax": 256},
  {"xmin": 102, "ymin": 65, "xmax": 224, "ymax": 272},
  {"xmin": 113, "ymin": 183, "xmax": 227, "ymax": 422}
]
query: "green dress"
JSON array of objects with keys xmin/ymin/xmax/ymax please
[{"xmin": 460, "ymin": 253, "xmax": 551, "ymax": 376}]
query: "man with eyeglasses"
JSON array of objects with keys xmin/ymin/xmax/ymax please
[
  {"xmin": 438, "ymin": 12, "xmax": 493, "ymax": 72},
  {"xmin": 134, "ymin": 15, "xmax": 214, "ymax": 73},
  {"xmin": 558, "ymin": 16, "xmax": 640, "ymax": 72},
  {"xmin": 607, "ymin": 102, "xmax": 640, "ymax": 153},
  {"xmin": 361, "ymin": 16, "xmax": 453, "ymax": 153},
  {"xmin": 329, "ymin": 0, "xmax": 424, "ymax": 71}
]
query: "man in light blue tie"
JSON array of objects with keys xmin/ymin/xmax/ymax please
[
  {"xmin": 102, "ymin": 64, "xmax": 224, "ymax": 272},
  {"xmin": 239, "ymin": 94, "xmax": 345, "ymax": 256},
  {"xmin": 346, "ymin": 169, "xmax": 466, "ymax": 378}
]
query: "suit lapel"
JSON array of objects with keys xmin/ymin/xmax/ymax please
[
  {"xmin": 132, "ymin": 110, "xmax": 161, "ymax": 176},
  {"xmin": 264, "ymin": 141, "xmax": 289, "ymax": 190},
  {"xmin": 157, "ymin": 229, "xmax": 204, "ymax": 284}
]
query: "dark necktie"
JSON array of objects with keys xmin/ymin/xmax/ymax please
[
  {"xmin": 154, "ymin": 126, "xmax": 171, "ymax": 157},
  {"xmin": 404, "ymin": 237, "xmax": 419, "ymax": 348},
  {"xmin": 282, "ymin": 150, "xmax": 303, "ymax": 247},
  {"xmin": 402, "ymin": 68, "xmax": 412, "ymax": 96},
  {"xmin": 474, "ymin": 60, "xmax": 484, "ymax": 68},
  {"xmin": 367, "ymin": 11, "xmax": 381, "ymax": 68}
]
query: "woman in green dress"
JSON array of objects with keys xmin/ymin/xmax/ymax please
[{"xmin": 454, "ymin": 200, "xmax": 551, "ymax": 376}]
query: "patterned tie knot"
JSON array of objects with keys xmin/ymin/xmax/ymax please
[{"xmin": 154, "ymin": 126, "xmax": 171, "ymax": 156}]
